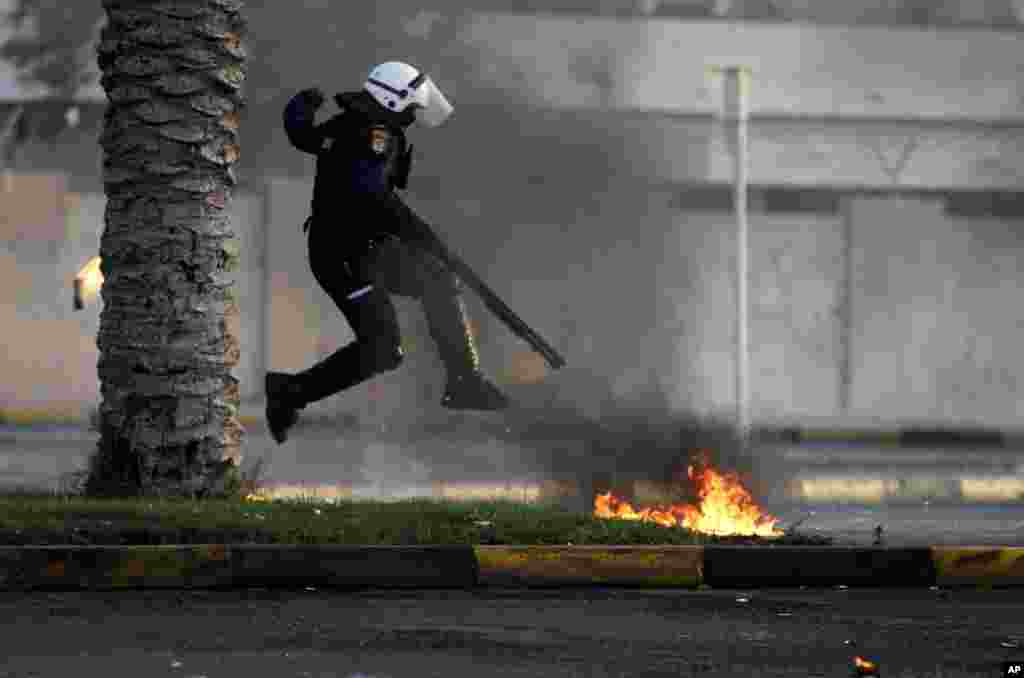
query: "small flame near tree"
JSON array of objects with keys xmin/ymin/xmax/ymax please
[
  {"xmin": 73, "ymin": 256, "xmax": 104, "ymax": 310},
  {"xmin": 593, "ymin": 452, "xmax": 783, "ymax": 538}
]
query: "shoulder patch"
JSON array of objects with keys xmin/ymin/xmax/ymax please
[{"xmin": 369, "ymin": 126, "xmax": 391, "ymax": 155}]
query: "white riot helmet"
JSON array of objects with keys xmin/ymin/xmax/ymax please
[{"xmin": 364, "ymin": 61, "xmax": 453, "ymax": 128}]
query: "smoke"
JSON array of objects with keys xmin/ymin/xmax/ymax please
[{"xmin": 356, "ymin": 441, "xmax": 433, "ymax": 499}]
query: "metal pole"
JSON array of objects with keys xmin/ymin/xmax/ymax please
[
  {"xmin": 722, "ymin": 66, "xmax": 751, "ymax": 450},
  {"xmin": 839, "ymin": 195, "xmax": 854, "ymax": 413}
]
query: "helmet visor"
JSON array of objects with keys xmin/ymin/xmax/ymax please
[{"xmin": 413, "ymin": 76, "xmax": 453, "ymax": 128}]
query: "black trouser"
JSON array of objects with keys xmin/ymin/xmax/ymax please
[{"xmin": 295, "ymin": 194, "xmax": 480, "ymax": 406}]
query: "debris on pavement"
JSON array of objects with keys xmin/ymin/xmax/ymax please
[
  {"xmin": 872, "ymin": 525, "xmax": 884, "ymax": 546},
  {"xmin": 854, "ymin": 655, "xmax": 880, "ymax": 676}
]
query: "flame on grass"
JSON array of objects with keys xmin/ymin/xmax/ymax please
[{"xmin": 594, "ymin": 453, "xmax": 783, "ymax": 537}]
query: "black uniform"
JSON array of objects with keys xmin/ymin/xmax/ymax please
[{"xmin": 272, "ymin": 88, "xmax": 506, "ymax": 420}]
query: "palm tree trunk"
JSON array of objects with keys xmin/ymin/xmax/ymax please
[{"xmin": 88, "ymin": 0, "xmax": 247, "ymax": 497}]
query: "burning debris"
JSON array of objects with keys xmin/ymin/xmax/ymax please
[
  {"xmin": 853, "ymin": 655, "xmax": 880, "ymax": 676},
  {"xmin": 593, "ymin": 454, "xmax": 784, "ymax": 538}
]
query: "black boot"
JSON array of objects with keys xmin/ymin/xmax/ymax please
[
  {"xmin": 265, "ymin": 371, "xmax": 306, "ymax": 444},
  {"xmin": 424, "ymin": 289, "xmax": 509, "ymax": 411}
]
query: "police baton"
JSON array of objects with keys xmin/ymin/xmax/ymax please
[{"xmin": 422, "ymin": 229, "xmax": 567, "ymax": 371}]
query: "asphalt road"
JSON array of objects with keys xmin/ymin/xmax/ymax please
[{"xmin": 1, "ymin": 587, "xmax": 1021, "ymax": 677}]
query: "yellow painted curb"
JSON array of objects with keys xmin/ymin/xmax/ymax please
[
  {"xmin": 932, "ymin": 547, "xmax": 1024, "ymax": 586},
  {"xmin": 474, "ymin": 546, "xmax": 703, "ymax": 588}
]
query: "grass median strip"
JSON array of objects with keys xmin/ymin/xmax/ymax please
[{"xmin": 0, "ymin": 494, "xmax": 716, "ymax": 547}]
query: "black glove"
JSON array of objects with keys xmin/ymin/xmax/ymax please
[{"xmin": 297, "ymin": 87, "xmax": 325, "ymax": 110}]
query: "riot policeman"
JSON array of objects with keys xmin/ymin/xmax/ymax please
[{"xmin": 265, "ymin": 61, "xmax": 508, "ymax": 445}]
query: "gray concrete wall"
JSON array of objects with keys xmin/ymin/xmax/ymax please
[
  {"xmin": 0, "ymin": 175, "xmax": 99, "ymax": 414},
  {"xmin": 448, "ymin": 15, "xmax": 1024, "ymax": 192},
  {"xmin": 454, "ymin": 15, "xmax": 1024, "ymax": 121},
  {"xmin": 510, "ymin": 189, "xmax": 846, "ymax": 423},
  {"xmin": 849, "ymin": 196, "xmax": 1024, "ymax": 429}
]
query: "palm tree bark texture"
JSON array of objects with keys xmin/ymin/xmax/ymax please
[{"xmin": 88, "ymin": 0, "xmax": 246, "ymax": 497}]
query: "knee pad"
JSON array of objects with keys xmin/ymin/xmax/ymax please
[{"xmin": 360, "ymin": 335, "xmax": 404, "ymax": 374}]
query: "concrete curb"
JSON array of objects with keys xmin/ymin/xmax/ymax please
[
  {"xmin": 0, "ymin": 545, "xmax": 478, "ymax": 591},
  {"xmin": 1, "ymin": 545, "xmax": 1023, "ymax": 590},
  {"xmin": 702, "ymin": 546, "xmax": 938, "ymax": 588},
  {"xmin": 931, "ymin": 546, "xmax": 1024, "ymax": 587},
  {"xmin": 474, "ymin": 546, "xmax": 704, "ymax": 588}
]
